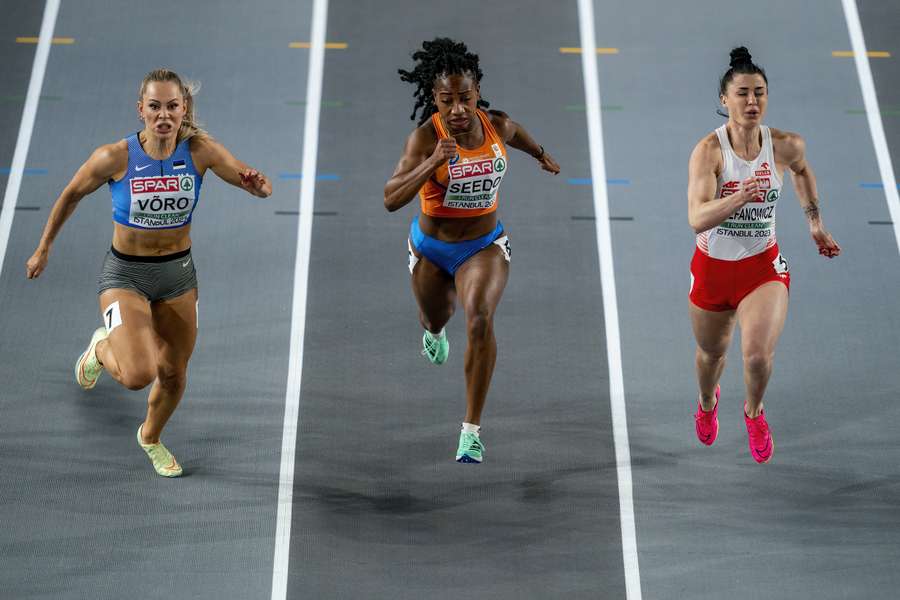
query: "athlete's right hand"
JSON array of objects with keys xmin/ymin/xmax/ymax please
[
  {"xmin": 25, "ymin": 248, "xmax": 49, "ymax": 279},
  {"xmin": 737, "ymin": 177, "xmax": 760, "ymax": 204},
  {"xmin": 430, "ymin": 138, "xmax": 458, "ymax": 166}
]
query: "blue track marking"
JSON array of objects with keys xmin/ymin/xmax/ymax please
[
  {"xmin": 278, "ymin": 172, "xmax": 340, "ymax": 181},
  {"xmin": 859, "ymin": 182, "xmax": 900, "ymax": 189},
  {"xmin": 568, "ymin": 177, "xmax": 630, "ymax": 185},
  {"xmin": 0, "ymin": 167, "xmax": 47, "ymax": 175}
]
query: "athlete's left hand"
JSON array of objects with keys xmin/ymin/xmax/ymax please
[
  {"xmin": 537, "ymin": 151, "xmax": 560, "ymax": 175},
  {"xmin": 240, "ymin": 169, "xmax": 271, "ymax": 198},
  {"xmin": 811, "ymin": 225, "xmax": 841, "ymax": 258}
]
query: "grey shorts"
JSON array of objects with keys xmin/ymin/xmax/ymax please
[{"xmin": 98, "ymin": 247, "xmax": 198, "ymax": 302}]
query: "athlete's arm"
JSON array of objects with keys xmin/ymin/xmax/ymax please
[
  {"xmin": 191, "ymin": 136, "xmax": 271, "ymax": 198},
  {"xmin": 779, "ymin": 130, "xmax": 840, "ymax": 258},
  {"xmin": 26, "ymin": 143, "xmax": 126, "ymax": 279},
  {"xmin": 383, "ymin": 126, "xmax": 455, "ymax": 212},
  {"xmin": 489, "ymin": 110, "xmax": 560, "ymax": 175},
  {"xmin": 687, "ymin": 135, "xmax": 758, "ymax": 234}
]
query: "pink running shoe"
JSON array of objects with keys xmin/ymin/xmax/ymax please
[
  {"xmin": 744, "ymin": 409, "xmax": 774, "ymax": 463},
  {"xmin": 694, "ymin": 385, "xmax": 720, "ymax": 446}
]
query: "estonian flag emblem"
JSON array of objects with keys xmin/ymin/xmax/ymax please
[{"xmin": 173, "ymin": 159, "xmax": 186, "ymax": 170}]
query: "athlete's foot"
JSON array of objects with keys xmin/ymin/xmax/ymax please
[
  {"xmin": 744, "ymin": 409, "xmax": 774, "ymax": 464},
  {"xmin": 456, "ymin": 430, "xmax": 484, "ymax": 463},
  {"xmin": 137, "ymin": 424, "xmax": 183, "ymax": 477},
  {"xmin": 422, "ymin": 329, "xmax": 449, "ymax": 365},
  {"xmin": 694, "ymin": 385, "xmax": 720, "ymax": 446},
  {"xmin": 75, "ymin": 327, "xmax": 108, "ymax": 390}
]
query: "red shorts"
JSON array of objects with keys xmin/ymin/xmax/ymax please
[{"xmin": 689, "ymin": 244, "xmax": 790, "ymax": 312}]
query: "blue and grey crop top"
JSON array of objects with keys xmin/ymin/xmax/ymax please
[{"xmin": 108, "ymin": 133, "xmax": 203, "ymax": 229}]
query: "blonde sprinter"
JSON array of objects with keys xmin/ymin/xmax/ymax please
[{"xmin": 27, "ymin": 69, "xmax": 271, "ymax": 476}]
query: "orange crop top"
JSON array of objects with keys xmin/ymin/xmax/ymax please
[{"xmin": 419, "ymin": 110, "xmax": 509, "ymax": 218}]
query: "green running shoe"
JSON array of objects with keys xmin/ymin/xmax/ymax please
[
  {"xmin": 422, "ymin": 329, "xmax": 449, "ymax": 365},
  {"xmin": 75, "ymin": 327, "xmax": 108, "ymax": 390},
  {"xmin": 456, "ymin": 431, "xmax": 484, "ymax": 464},
  {"xmin": 137, "ymin": 425, "xmax": 183, "ymax": 477}
]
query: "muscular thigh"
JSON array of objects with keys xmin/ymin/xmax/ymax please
[
  {"xmin": 736, "ymin": 281, "xmax": 789, "ymax": 355},
  {"xmin": 689, "ymin": 301, "xmax": 737, "ymax": 355},
  {"xmin": 99, "ymin": 288, "xmax": 156, "ymax": 365},
  {"xmin": 455, "ymin": 244, "xmax": 509, "ymax": 312},
  {"xmin": 411, "ymin": 246, "xmax": 456, "ymax": 316},
  {"xmin": 151, "ymin": 288, "xmax": 198, "ymax": 370}
]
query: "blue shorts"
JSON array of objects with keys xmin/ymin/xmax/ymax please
[{"xmin": 408, "ymin": 216, "xmax": 510, "ymax": 276}]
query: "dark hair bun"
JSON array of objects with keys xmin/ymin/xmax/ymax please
[{"xmin": 729, "ymin": 47, "xmax": 753, "ymax": 68}]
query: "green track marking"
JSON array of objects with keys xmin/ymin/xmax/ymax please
[
  {"xmin": 0, "ymin": 95, "xmax": 62, "ymax": 103},
  {"xmin": 565, "ymin": 104, "xmax": 623, "ymax": 112},
  {"xmin": 285, "ymin": 99, "xmax": 346, "ymax": 107},
  {"xmin": 846, "ymin": 107, "xmax": 900, "ymax": 116}
]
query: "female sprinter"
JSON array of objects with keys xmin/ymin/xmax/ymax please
[
  {"xmin": 26, "ymin": 69, "xmax": 271, "ymax": 477},
  {"xmin": 687, "ymin": 48, "xmax": 840, "ymax": 463},
  {"xmin": 384, "ymin": 38, "xmax": 560, "ymax": 464}
]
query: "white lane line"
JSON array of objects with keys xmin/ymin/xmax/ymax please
[
  {"xmin": 0, "ymin": 0, "xmax": 60, "ymax": 282},
  {"xmin": 841, "ymin": 0, "xmax": 900, "ymax": 254},
  {"xmin": 576, "ymin": 0, "xmax": 642, "ymax": 598},
  {"xmin": 270, "ymin": 0, "xmax": 328, "ymax": 597}
]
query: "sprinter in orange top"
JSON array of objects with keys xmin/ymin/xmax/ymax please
[{"xmin": 384, "ymin": 38, "xmax": 559, "ymax": 463}]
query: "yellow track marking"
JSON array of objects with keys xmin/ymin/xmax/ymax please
[
  {"xmin": 16, "ymin": 37, "xmax": 74, "ymax": 44},
  {"xmin": 560, "ymin": 47, "xmax": 619, "ymax": 54},
  {"xmin": 289, "ymin": 42, "xmax": 347, "ymax": 49},
  {"xmin": 832, "ymin": 50, "xmax": 890, "ymax": 58}
]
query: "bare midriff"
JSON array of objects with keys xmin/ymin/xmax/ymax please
[
  {"xmin": 418, "ymin": 211, "xmax": 498, "ymax": 242},
  {"xmin": 111, "ymin": 222, "xmax": 192, "ymax": 256}
]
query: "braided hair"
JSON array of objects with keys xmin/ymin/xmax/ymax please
[
  {"xmin": 398, "ymin": 38, "xmax": 490, "ymax": 126},
  {"xmin": 717, "ymin": 47, "xmax": 768, "ymax": 117}
]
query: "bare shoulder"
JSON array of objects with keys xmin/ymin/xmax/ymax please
[
  {"xmin": 189, "ymin": 133, "xmax": 223, "ymax": 157},
  {"xmin": 88, "ymin": 139, "xmax": 128, "ymax": 176},
  {"xmin": 770, "ymin": 127, "xmax": 805, "ymax": 161},
  {"xmin": 94, "ymin": 139, "xmax": 127, "ymax": 161},
  {"xmin": 406, "ymin": 119, "xmax": 439, "ymax": 154},
  {"xmin": 487, "ymin": 108, "xmax": 515, "ymax": 138},
  {"xmin": 188, "ymin": 134, "xmax": 229, "ymax": 171},
  {"xmin": 690, "ymin": 131, "xmax": 722, "ymax": 167}
]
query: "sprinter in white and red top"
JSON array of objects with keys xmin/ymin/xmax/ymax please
[{"xmin": 687, "ymin": 47, "xmax": 840, "ymax": 464}]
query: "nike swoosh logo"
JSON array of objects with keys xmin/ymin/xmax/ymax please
[
  {"xmin": 182, "ymin": 258, "xmax": 191, "ymax": 268},
  {"xmin": 135, "ymin": 164, "xmax": 152, "ymax": 171}
]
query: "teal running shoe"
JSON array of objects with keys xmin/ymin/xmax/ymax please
[
  {"xmin": 75, "ymin": 327, "xmax": 108, "ymax": 390},
  {"xmin": 456, "ymin": 431, "xmax": 484, "ymax": 464},
  {"xmin": 137, "ymin": 425, "xmax": 183, "ymax": 477},
  {"xmin": 422, "ymin": 329, "xmax": 449, "ymax": 365}
]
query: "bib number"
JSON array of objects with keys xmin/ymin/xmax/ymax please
[
  {"xmin": 129, "ymin": 175, "xmax": 196, "ymax": 228},
  {"xmin": 493, "ymin": 235, "xmax": 511, "ymax": 262},
  {"xmin": 443, "ymin": 157, "xmax": 506, "ymax": 210},
  {"xmin": 772, "ymin": 253, "xmax": 789, "ymax": 275},
  {"xmin": 104, "ymin": 301, "xmax": 123, "ymax": 333}
]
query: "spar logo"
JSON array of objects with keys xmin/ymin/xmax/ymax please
[
  {"xmin": 449, "ymin": 158, "xmax": 494, "ymax": 179},
  {"xmin": 493, "ymin": 157, "xmax": 506, "ymax": 172},
  {"xmin": 131, "ymin": 176, "xmax": 181, "ymax": 194},
  {"xmin": 766, "ymin": 189, "xmax": 779, "ymax": 203}
]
